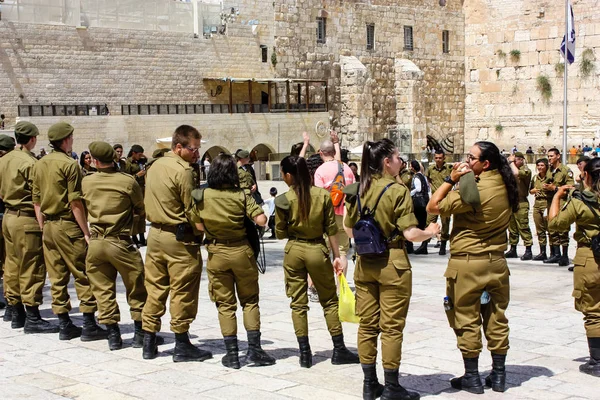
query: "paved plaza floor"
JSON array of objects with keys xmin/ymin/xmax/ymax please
[{"xmin": 0, "ymin": 225, "xmax": 598, "ymax": 399}]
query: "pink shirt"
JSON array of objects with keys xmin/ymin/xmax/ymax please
[{"xmin": 314, "ymin": 160, "xmax": 356, "ymax": 215}]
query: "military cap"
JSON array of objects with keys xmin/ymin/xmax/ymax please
[
  {"xmin": 514, "ymin": 151, "xmax": 525, "ymax": 159},
  {"xmin": 0, "ymin": 134, "xmax": 16, "ymax": 151},
  {"xmin": 113, "ymin": 143, "xmax": 123, "ymax": 150},
  {"xmin": 130, "ymin": 144, "xmax": 144, "ymax": 154},
  {"xmin": 236, "ymin": 149, "xmax": 250, "ymax": 159},
  {"xmin": 459, "ymin": 171, "xmax": 481, "ymax": 209},
  {"xmin": 14, "ymin": 121, "xmax": 39, "ymax": 137},
  {"xmin": 48, "ymin": 122, "xmax": 74, "ymax": 141},
  {"xmin": 152, "ymin": 148, "xmax": 170, "ymax": 158},
  {"xmin": 89, "ymin": 141, "xmax": 116, "ymax": 163}
]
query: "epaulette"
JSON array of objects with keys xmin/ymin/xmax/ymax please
[
  {"xmin": 343, "ymin": 182, "xmax": 359, "ymax": 199},
  {"xmin": 274, "ymin": 193, "xmax": 290, "ymax": 210}
]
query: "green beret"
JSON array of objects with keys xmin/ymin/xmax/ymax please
[
  {"xmin": 236, "ymin": 149, "xmax": 250, "ymax": 159},
  {"xmin": 131, "ymin": 144, "xmax": 144, "ymax": 154},
  {"xmin": 89, "ymin": 141, "xmax": 116, "ymax": 164},
  {"xmin": 152, "ymin": 148, "xmax": 170, "ymax": 158},
  {"xmin": 14, "ymin": 121, "xmax": 39, "ymax": 137},
  {"xmin": 0, "ymin": 134, "xmax": 16, "ymax": 151},
  {"xmin": 514, "ymin": 152, "xmax": 525, "ymax": 159},
  {"xmin": 48, "ymin": 122, "xmax": 74, "ymax": 141}
]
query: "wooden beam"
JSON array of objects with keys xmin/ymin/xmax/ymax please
[
  {"xmin": 306, "ymin": 81, "xmax": 310, "ymax": 111},
  {"xmin": 267, "ymin": 81, "xmax": 272, "ymax": 113},
  {"xmin": 286, "ymin": 81, "xmax": 290, "ymax": 112},
  {"xmin": 248, "ymin": 80, "xmax": 253, "ymax": 113},
  {"xmin": 325, "ymin": 82, "xmax": 329, "ymax": 112},
  {"xmin": 229, "ymin": 79, "xmax": 233, "ymax": 114}
]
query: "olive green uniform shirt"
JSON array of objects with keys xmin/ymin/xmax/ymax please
[
  {"xmin": 344, "ymin": 174, "xmax": 419, "ymax": 243},
  {"xmin": 548, "ymin": 190, "xmax": 600, "ymax": 246},
  {"xmin": 0, "ymin": 148, "xmax": 37, "ymax": 212},
  {"xmin": 144, "ymin": 152, "xmax": 199, "ymax": 226},
  {"xmin": 32, "ymin": 151, "xmax": 83, "ymax": 217},
  {"xmin": 238, "ymin": 165, "xmax": 255, "ymax": 192},
  {"xmin": 194, "ymin": 188, "xmax": 263, "ymax": 241},
  {"xmin": 124, "ymin": 157, "xmax": 145, "ymax": 189},
  {"xmin": 398, "ymin": 169, "xmax": 413, "ymax": 187},
  {"xmin": 439, "ymin": 170, "xmax": 511, "ymax": 255},
  {"xmin": 275, "ymin": 186, "xmax": 338, "ymax": 239},
  {"xmin": 516, "ymin": 164, "xmax": 532, "ymax": 202},
  {"xmin": 426, "ymin": 163, "xmax": 453, "ymax": 192},
  {"xmin": 530, "ymin": 174, "xmax": 553, "ymax": 202},
  {"xmin": 550, "ymin": 164, "xmax": 575, "ymax": 188},
  {"xmin": 82, "ymin": 167, "xmax": 145, "ymax": 236}
]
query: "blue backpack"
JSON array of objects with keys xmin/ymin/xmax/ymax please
[{"xmin": 353, "ymin": 183, "xmax": 395, "ymax": 256}]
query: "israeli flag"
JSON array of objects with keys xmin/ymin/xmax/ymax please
[{"xmin": 560, "ymin": 1, "xmax": 575, "ymax": 64}]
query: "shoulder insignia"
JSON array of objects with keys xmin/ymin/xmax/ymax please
[
  {"xmin": 568, "ymin": 170, "xmax": 573, "ymax": 177},
  {"xmin": 274, "ymin": 193, "xmax": 290, "ymax": 210},
  {"xmin": 343, "ymin": 182, "xmax": 359, "ymax": 198},
  {"xmin": 191, "ymin": 187, "xmax": 205, "ymax": 203}
]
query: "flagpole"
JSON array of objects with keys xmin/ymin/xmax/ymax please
[{"xmin": 562, "ymin": 0, "xmax": 569, "ymax": 165}]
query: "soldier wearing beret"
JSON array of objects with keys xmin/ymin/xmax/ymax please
[
  {"xmin": 0, "ymin": 123, "xmax": 59, "ymax": 333},
  {"xmin": 32, "ymin": 122, "xmax": 106, "ymax": 341},
  {"xmin": 124, "ymin": 144, "xmax": 147, "ymax": 247},
  {"xmin": 236, "ymin": 149, "xmax": 263, "ymax": 206},
  {"xmin": 0, "ymin": 134, "xmax": 16, "ymax": 315},
  {"xmin": 505, "ymin": 152, "xmax": 534, "ymax": 260},
  {"xmin": 82, "ymin": 141, "xmax": 155, "ymax": 351}
]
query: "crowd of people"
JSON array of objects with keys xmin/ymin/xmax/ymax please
[{"xmin": 0, "ymin": 122, "xmax": 598, "ymax": 400}]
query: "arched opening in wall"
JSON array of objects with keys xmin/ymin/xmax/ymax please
[
  {"xmin": 251, "ymin": 143, "xmax": 276, "ymax": 180},
  {"xmin": 202, "ymin": 146, "xmax": 230, "ymax": 163}
]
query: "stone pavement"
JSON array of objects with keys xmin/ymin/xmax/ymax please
[{"xmin": 0, "ymin": 228, "xmax": 598, "ymax": 400}]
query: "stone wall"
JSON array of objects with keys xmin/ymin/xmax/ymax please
[{"xmin": 464, "ymin": 0, "xmax": 600, "ymax": 150}]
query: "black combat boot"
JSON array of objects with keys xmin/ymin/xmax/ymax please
[
  {"xmin": 544, "ymin": 246, "xmax": 561, "ymax": 264},
  {"xmin": 246, "ymin": 330, "xmax": 276, "ymax": 366},
  {"xmin": 58, "ymin": 313, "xmax": 82, "ymax": 340},
  {"xmin": 297, "ymin": 336, "xmax": 312, "ymax": 368},
  {"xmin": 434, "ymin": 241, "xmax": 441, "ymax": 248},
  {"xmin": 11, "ymin": 303, "xmax": 26, "ymax": 329},
  {"xmin": 132, "ymin": 236, "xmax": 140, "ymax": 248},
  {"xmin": 438, "ymin": 241, "xmax": 447, "ymax": 256},
  {"xmin": 331, "ymin": 334, "xmax": 360, "ymax": 365},
  {"xmin": 450, "ymin": 356, "xmax": 484, "ymax": 394},
  {"xmin": 520, "ymin": 246, "xmax": 533, "ymax": 261},
  {"xmin": 222, "ymin": 336, "xmax": 241, "ymax": 369},
  {"xmin": 580, "ymin": 337, "xmax": 600, "ymax": 377},
  {"xmin": 3, "ymin": 304, "xmax": 14, "ymax": 322},
  {"xmin": 504, "ymin": 245, "xmax": 518, "ymax": 258},
  {"xmin": 558, "ymin": 245, "xmax": 570, "ymax": 267},
  {"xmin": 142, "ymin": 331, "xmax": 158, "ymax": 359},
  {"xmin": 81, "ymin": 313, "xmax": 108, "ymax": 341},
  {"xmin": 362, "ymin": 364, "xmax": 384, "ymax": 400},
  {"xmin": 106, "ymin": 324, "xmax": 123, "ymax": 351},
  {"xmin": 132, "ymin": 321, "xmax": 164, "ymax": 348},
  {"xmin": 172, "ymin": 332, "xmax": 213, "ymax": 363},
  {"xmin": 413, "ymin": 240, "xmax": 429, "ymax": 255},
  {"xmin": 533, "ymin": 245, "xmax": 547, "ymax": 261},
  {"xmin": 138, "ymin": 234, "xmax": 147, "ymax": 247},
  {"xmin": 485, "ymin": 353, "xmax": 507, "ymax": 392},
  {"xmin": 405, "ymin": 242, "xmax": 414, "ymax": 254},
  {"xmin": 23, "ymin": 305, "xmax": 59, "ymax": 334},
  {"xmin": 381, "ymin": 368, "xmax": 420, "ymax": 400}
]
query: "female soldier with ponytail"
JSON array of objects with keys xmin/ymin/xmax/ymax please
[
  {"xmin": 548, "ymin": 158, "xmax": 600, "ymax": 377},
  {"xmin": 275, "ymin": 155, "xmax": 359, "ymax": 368},
  {"xmin": 344, "ymin": 139, "xmax": 440, "ymax": 400},
  {"xmin": 427, "ymin": 141, "xmax": 518, "ymax": 394},
  {"xmin": 193, "ymin": 154, "xmax": 276, "ymax": 369}
]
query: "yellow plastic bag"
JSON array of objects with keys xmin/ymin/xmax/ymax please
[{"xmin": 338, "ymin": 273, "xmax": 360, "ymax": 324}]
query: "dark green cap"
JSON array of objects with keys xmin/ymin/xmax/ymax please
[
  {"xmin": 514, "ymin": 151, "xmax": 525, "ymax": 158},
  {"xmin": 236, "ymin": 149, "xmax": 250, "ymax": 159},
  {"xmin": 0, "ymin": 134, "xmax": 16, "ymax": 151},
  {"xmin": 14, "ymin": 121, "xmax": 39, "ymax": 137},
  {"xmin": 89, "ymin": 141, "xmax": 116, "ymax": 163},
  {"xmin": 48, "ymin": 122, "xmax": 74, "ymax": 141},
  {"xmin": 152, "ymin": 148, "xmax": 170, "ymax": 158}
]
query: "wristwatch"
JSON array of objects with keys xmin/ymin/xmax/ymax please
[{"xmin": 444, "ymin": 176, "xmax": 456, "ymax": 185}]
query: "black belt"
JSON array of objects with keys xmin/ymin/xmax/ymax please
[
  {"xmin": 90, "ymin": 232, "xmax": 132, "ymax": 241},
  {"xmin": 205, "ymin": 238, "xmax": 248, "ymax": 246},
  {"xmin": 6, "ymin": 209, "xmax": 36, "ymax": 218},
  {"xmin": 289, "ymin": 236, "xmax": 326, "ymax": 244},
  {"xmin": 451, "ymin": 252, "xmax": 504, "ymax": 260},
  {"xmin": 45, "ymin": 214, "xmax": 74, "ymax": 222},
  {"xmin": 151, "ymin": 223, "xmax": 178, "ymax": 234}
]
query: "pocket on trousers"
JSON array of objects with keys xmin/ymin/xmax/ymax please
[
  {"xmin": 208, "ymin": 282, "xmax": 216, "ymax": 302},
  {"xmin": 245, "ymin": 247, "xmax": 254, "ymax": 259},
  {"xmin": 24, "ymin": 224, "xmax": 43, "ymax": 253},
  {"xmin": 391, "ymin": 256, "xmax": 411, "ymax": 271},
  {"xmin": 443, "ymin": 267, "xmax": 459, "ymax": 329},
  {"xmin": 64, "ymin": 226, "xmax": 84, "ymax": 241}
]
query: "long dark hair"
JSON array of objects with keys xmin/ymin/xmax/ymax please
[
  {"xmin": 80, "ymin": 151, "xmax": 91, "ymax": 169},
  {"xmin": 584, "ymin": 158, "xmax": 600, "ymax": 197},
  {"xmin": 281, "ymin": 155, "xmax": 311, "ymax": 222},
  {"xmin": 360, "ymin": 138, "xmax": 396, "ymax": 194},
  {"xmin": 207, "ymin": 154, "xmax": 240, "ymax": 189},
  {"xmin": 306, "ymin": 153, "xmax": 324, "ymax": 184},
  {"xmin": 475, "ymin": 141, "xmax": 519, "ymax": 212}
]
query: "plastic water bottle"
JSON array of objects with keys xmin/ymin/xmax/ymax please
[
  {"xmin": 443, "ymin": 296, "xmax": 453, "ymax": 311},
  {"xmin": 481, "ymin": 291, "xmax": 490, "ymax": 305}
]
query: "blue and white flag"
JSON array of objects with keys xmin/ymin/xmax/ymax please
[{"xmin": 560, "ymin": 1, "xmax": 576, "ymax": 64}]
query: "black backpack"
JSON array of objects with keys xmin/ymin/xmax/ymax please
[{"xmin": 353, "ymin": 183, "xmax": 395, "ymax": 256}]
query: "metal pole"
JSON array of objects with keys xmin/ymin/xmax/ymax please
[{"xmin": 562, "ymin": 0, "xmax": 569, "ymax": 165}]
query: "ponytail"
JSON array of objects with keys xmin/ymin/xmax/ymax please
[
  {"xmin": 281, "ymin": 155, "xmax": 312, "ymax": 222},
  {"xmin": 475, "ymin": 141, "xmax": 519, "ymax": 212},
  {"xmin": 360, "ymin": 138, "xmax": 396, "ymax": 194},
  {"xmin": 584, "ymin": 158, "xmax": 600, "ymax": 197}
]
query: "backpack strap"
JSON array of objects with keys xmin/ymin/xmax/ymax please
[{"xmin": 357, "ymin": 182, "xmax": 395, "ymax": 216}]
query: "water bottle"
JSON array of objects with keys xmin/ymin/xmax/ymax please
[
  {"xmin": 443, "ymin": 296, "xmax": 453, "ymax": 311},
  {"xmin": 481, "ymin": 290, "xmax": 490, "ymax": 305}
]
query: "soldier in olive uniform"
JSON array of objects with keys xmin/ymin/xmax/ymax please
[
  {"xmin": 141, "ymin": 125, "xmax": 212, "ymax": 363},
  {"xmin": 236, "ymin": 149, "xmax": 262, "ymax": 203},
  {"xmin": 425, "ymin": 150, "xmax": 454, "ymax": 255},
  {"xmin": 428, "ymin": 141, "xmax": 518, "ymax": 393},
  {"xmin": 82, "ymin": 141, "xmax": 151, "ymax": 351},
  {"xmin": 113, "ymin": 144, "xmax": 127, "ymax": 171},
  {"xmin": 505, "ymin": 152, "xmax": 534, "ymax": 260},
  {"xmin": 124, "ymin": 144, "xmax": 147, "ymax": 247},
  {"xmin": 0, "ymin": 123, "xmax": 58, "ymax": 333},
  {"xmin": 0, "ymin": 134, "xmax": 16, "ymax": 318},
  {"xmin": 193, "ymin": 154, "xmax": 275, "ymax": 369},
  {"xmin": 397, "ymin": 157, "xmax": 413, "ymax": 188},
  {"xmin": 32, "ymin": 122, "xmax": 106, "ymax": 341},
  {"xmin": 275, "ymin": 155, "xmax": 359, "ymax": 369},
  {"xmin": 344, "ymin": 139, "xmax": 440, "ymax": 400},
  {"xmin": 544, "ymin": 148, "xmax": 575, "ymax": 267},
  {"xmin": 529, "ymin": 159, "xmax": 553, "ymax": 260},
  {"xmin": 548, "ymin": 158, "xmax": 600, "ymax": 377}
]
